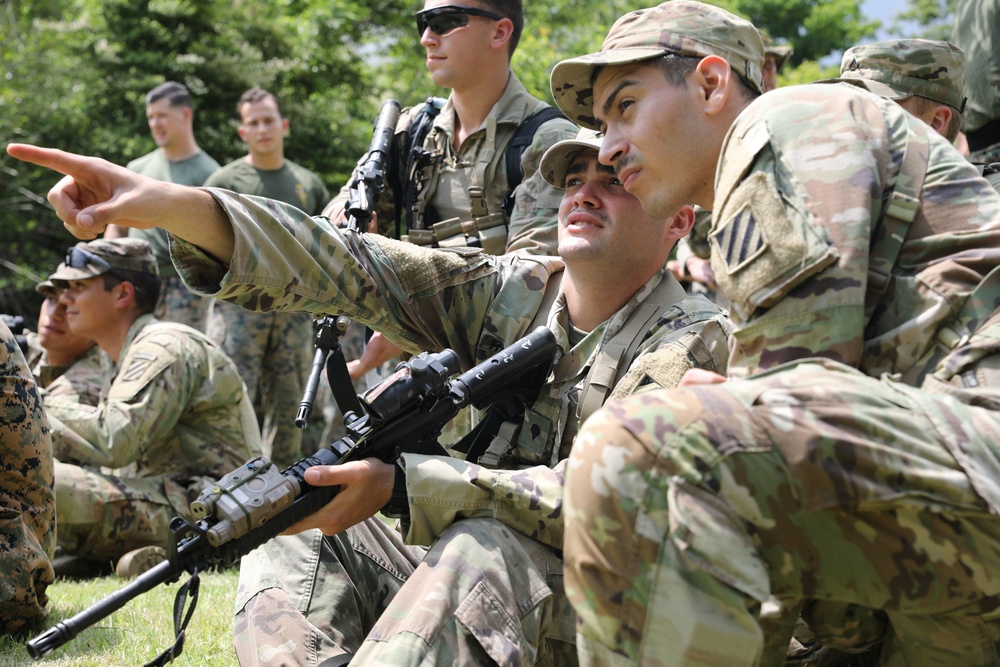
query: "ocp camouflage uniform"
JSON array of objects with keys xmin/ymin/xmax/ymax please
[
  {"xmin": 952, "ymin": 0, "xmax": 1000, "ymax": 163},
  {"xmin": 0, "ymin": 321, "xmax": 54, "ymax": 636},
  {"xmin": 167, "ymin": 190, "xmax": 732, "ymax": 665},
  {"xmin": 43, "ymin": 314, "xmax": 262, "ymax": 562},
  {"xmin": 324, "ymin": 73, "xmax": 577, "ymax": 256},
  {"xmin": 25, "ymin": 332, "xmax": 104, "ymax": 409},
  {"xmin": 551, "ymin": 8, "xmax": 1000, "ymax": 664}
]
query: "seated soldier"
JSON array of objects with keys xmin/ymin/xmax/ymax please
[
  {"xmin": 25, "ymin": 276, "xmax": 102, "ymax": 406},
  {"xmin": 42, "ymin": 238, "xmax": 262, "ymax": 578}
]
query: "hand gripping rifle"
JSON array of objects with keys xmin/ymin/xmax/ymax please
[{"xmin": 26, "ymin": 326, "xmax": 557, "ymax": 664}]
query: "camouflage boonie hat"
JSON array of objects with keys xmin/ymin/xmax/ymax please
[
  {"xmin": 540, "ymin": 128, "xmax": 604, "ymax": 187},
  {"xmin": 550, "ymin": 0, "xmax": 765, "ymax": 129},
  {"xmin": 49, "ymin": 238, "xmax": 159, "ymax": 284},
  {"xmin": 35, "ymin": 275, "xmax": 58, "ymax": 298},
  {"xmin": 832, "ymin": 39, "xmax": 967, "ymax": 111}
]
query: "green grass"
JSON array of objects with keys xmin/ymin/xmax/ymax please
[{"xmin": 0, "ymin": 570, "xmax": 240, "ymax": 667}]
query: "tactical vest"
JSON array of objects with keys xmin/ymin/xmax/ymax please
[{"xmin": 398, "ymin": 98, "xmax": 565, "ymax": 255}]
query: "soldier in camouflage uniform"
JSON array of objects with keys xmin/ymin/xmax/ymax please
[
  {"xmin": 952, "ymin": 0, "xmax": 1000, "ymax": 164},
  {"xmin": 0, "ymin": 320, "xmax": 54, "ymax": 637},
  {"xmin": 548, "ymin": 2, "xmax": 1000, "ymax": 665},
  {"xmin": 6, "ymin": 124, "xmax": 733, "ymax": 663},
  {"xmin": 25, "ymin": 277, "xmax": 103, "ymax": 407},
  {"xmin": 835, "ymin": 38, "xmax": 967, "ymax": 145},
  {"xmin": 42, "ymin": 238, "xmax": 262, "ymax": 576},
  {"xmin": 204, "ymin": 87, "xmax": 330, "ymax": 466},
  {"xmin": 323, "ymin": 0, "xmax": 579, "ymax": 417}
]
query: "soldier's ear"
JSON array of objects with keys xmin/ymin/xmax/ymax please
[
  {"xmin": 491, "ymin": 17, "xmax": 513, "ymax": 52},
  {"xmin": 929, "ymin": 105, "xmax": 954, "ymax": 138}
]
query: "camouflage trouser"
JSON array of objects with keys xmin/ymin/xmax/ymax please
[
  {"xmin": 54, "ymin": 461, "xmax": 174, "ymax": 562},
  {"xmin": 207, "ymin": 300, "xmax": 312, "ymax": 467},
  {"xmin": 563, "ymin": 358, "xmax": 1000, "ymax": 667},
  {"xmin": 0, "ymin": 336, "xmax": 54, "ymax": 636},
  {"xmin": 155, "ymin": 275, "xmax": 210, "ymax": 331},
  {"xmin": 234, "ymin": 516, "xmax": 576, "ymax": 666}
]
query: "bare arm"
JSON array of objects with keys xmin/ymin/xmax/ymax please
[{"xmin": 6, "ymin": 144, "xmax": 235, "ymax": 265}]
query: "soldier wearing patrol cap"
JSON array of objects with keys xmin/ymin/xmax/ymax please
[
  {"xmin": 24, "ymin": 274, "xmax": 103, "ymax": 407},
  {"xmin": 547, "ymin": 1, "xmax": 1000, "ymax": 665},
  {"xmin": 834, "ymin": 38, "xmax": 967, "ymax": 143},
  {"xmin": 43, "ymin": 237, "xmax": 263, "ymax": 578}
]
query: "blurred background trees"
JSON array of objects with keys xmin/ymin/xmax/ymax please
[{"xmin": 0, "ymin": 0, "xmax": 950, "ymax": 321}]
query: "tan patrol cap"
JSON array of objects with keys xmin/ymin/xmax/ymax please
[
  {"xmin": 550, "ymin": 1, "xmax": 765, "ymax": 130},
  {"xmin": 49, "ymin": 238, "xmax": 159, "ymax": 285},
  {"xmin": 833, "ymin": 39, "xmax": 967, "ymax": 111},
  {"xmin": 540, "ymin": 128, "xmax": 604, "ymax": 188}
]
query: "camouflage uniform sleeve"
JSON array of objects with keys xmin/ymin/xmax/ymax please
[
  {"xmin": 505, "ymin": 116, "xmax": 579, "ymax": 256},
  {"xmin": 0, "ymin": 322, "xmax": 54, "ymax": 634},
  {"xmin": 400, "ymin": 453, "xmax": 567, "ymax": 549},
  {"xmin": 42, "ymin": 329, "xmax": 196, "ymax": 469},
  {"xmin": 170, "ymin": 191, "xmax": 559, "ymax": 368}
]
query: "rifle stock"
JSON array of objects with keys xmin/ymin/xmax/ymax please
[{"xmin": 27, "ymin": 326, "xmax": 556, "ymax": 661}]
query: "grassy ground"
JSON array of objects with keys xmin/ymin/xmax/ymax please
[{"xmin": 0, "ymin": 570, "xmax": 240, "ymax": 667}]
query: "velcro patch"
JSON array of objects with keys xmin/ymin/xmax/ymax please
[
  {"xmin": 711, "ymin": 170, "xmax": 836, "ymax": 317},
  {"xmin": 711, "ymin": 204, "xmax": 766, "ymax": 275},
  {"xmin": 122, "ymin": 351, "xmax": 157, "ymax": 382}
]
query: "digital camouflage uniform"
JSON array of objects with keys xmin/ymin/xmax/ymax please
[
  {"xmin": 0, "ymin": 321, "xmax": 54, "ymax": 637},
  {"xmin": 167, "ymin": 174, "xmax": 733, "ymax": 664},
  {"xmin": 550, "ymin": 4, "xmax": 1000, "ymax": 665},
  {"xmin": 44, "ymin": 239, "xmax": 262, "ymax": 563},
  {"xmin": 952, "ymin": 0, "xmax": 1000, "ymax": 164},
  {"xmin": 126, "ymin": 149, "xmax": 220, "ymax": 330},
  {"xmin": 204, "ymin": 158, "xmax": 330, "ymax": 466}
]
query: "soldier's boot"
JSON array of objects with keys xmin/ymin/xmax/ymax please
[{"xmin": 115, "ymin": 546, "xmax": 167, "ymax": 579}]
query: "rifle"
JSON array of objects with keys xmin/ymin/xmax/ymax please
[
  {"xmin": 346, "ymin": 99, "xmax": 401, "ymax": 232},
  {"xmin": 26, "ymin": 325, "xmax": 557, "ymax": 663}
]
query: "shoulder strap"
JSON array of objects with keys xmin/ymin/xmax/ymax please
[
  {"xmin": 865, "ymin": 129, "xmax": 929, "ymax": 321},
  {"xmin": 403, "ymin": 97, "xmax": 447, "ymax": 234},
  {"xmin": 502, "ymin": 106, "xmax": 569, "ymax": 215},
  {"xmin": 577, "ymin": 274, "xmax": 688, "ymax": 426}
]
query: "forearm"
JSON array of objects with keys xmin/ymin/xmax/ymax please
[{"xmin": 401, "ymin": 453, "xmax": 566, "ymax": 549}]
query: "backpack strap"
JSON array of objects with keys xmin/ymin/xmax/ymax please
[
  {"xmin": 577, "ymin": 274, "xmax": 688, "ymax": 426},
  {"xmin": 865, "ymin": 128, "xmax": 929, "ymax": 321},
  {"xmin": 502, "ymin": 106, "xmax": 569, "ymax": 215}
]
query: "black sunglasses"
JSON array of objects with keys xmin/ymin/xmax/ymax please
[
  {"xmin": 65, "ymin": 247, "xmax": 115, "ymax": 275},
  {"xmin": 415, "ymin": 5, "xmax": 505, "ymax": 38}
]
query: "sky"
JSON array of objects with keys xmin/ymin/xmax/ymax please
[{"xmin": 860, "ymin": 0, "xmax": 916, "ymax": 39}]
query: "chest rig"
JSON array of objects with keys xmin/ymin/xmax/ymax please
[{"xmin": 398, "ymin": 97, "xmax": 564, "ymax": 255}]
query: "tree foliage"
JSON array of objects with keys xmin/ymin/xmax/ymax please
[{"xmin": 0, "ymin": 0, "xmax": 899, "ymax": 318}]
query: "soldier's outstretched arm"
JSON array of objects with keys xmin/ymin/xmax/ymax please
[{"xmin": 6, "ymin": 144, "xmax": 235, "ymax": 265}]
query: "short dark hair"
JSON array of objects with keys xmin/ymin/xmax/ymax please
[
  {"xmin": 480, "ymin": 0, "xmax": 523, "ymax": 58},
  {"xmin": 146, "ymin": 81, "xmax": 193, "ymax": 108},
  {"xmin": 905, "ymin": 95, "xmax": 964, "ymax": 143},
  {"xmin": 237, "ymin": 86, "xmax": 282, "ymax": 118},
  {"xmin": 655, "ymin": 53, "xmax": 760, "ymax": 103},
  {"xmin": 101, "ymin": 270, "xmax": 161, "ymax": 315}
]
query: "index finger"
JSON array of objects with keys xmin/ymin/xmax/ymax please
[{"xmin": 6, "ymin": 144, "xmax": 92, "ymax": 177}]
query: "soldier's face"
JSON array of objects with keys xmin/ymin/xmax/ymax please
[
  {"xmin": 146, "ymin": 99, "xmax": 190, "ymax": 149},
  {"xmin": 593, "ymin": 60, "xmax": 716, "ymax": 218},
  {"xmin": 58, "ymin": 276, "xmax": 120, "ymax": 340},
  {"xmin": 238, "ymin": 97, "xmax": 288, "ymax": 159},
  {"xmin": 419, "ymin": 0, "xmax": 500, "ymax": 89},
  {"xmin": 38, "ymin": 293, "xmax": 94, "ymax": 362},
  {"xmin": 557, "ymin": 150, "xmax": 673, "ymax": 269}
]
